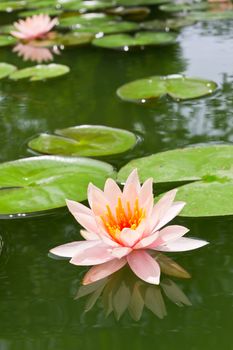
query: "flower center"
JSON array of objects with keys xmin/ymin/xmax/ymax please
[{"xmin": 101, "ymin": 197, "xmax": 145, "ymax": 240}]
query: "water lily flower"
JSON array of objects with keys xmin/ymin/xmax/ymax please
[
  {"xmin": 50, "ymin": 170, "xmax": 208, "ymax": 285},
  {"xmin": 11, "ymin": 14, "xmax": 58, "ymax": 41}
]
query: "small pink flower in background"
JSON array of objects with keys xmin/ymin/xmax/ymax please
[
  {"xmin": 11, "ymin": 14, "xmax": 58, "ymax": 41},
  {"xmin": 13, "ymin": 44, "xmax": 54, "ymax": 63},
  {"xmin": 50, "ymin": 170, "xmax": 208, "ymax": 285}
]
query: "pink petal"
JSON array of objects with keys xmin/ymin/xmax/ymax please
[
  {"xmin": 134, "ymin": 231, "xmax": 159, "ymax": 249},
  {"xmin": 127, "ymin": 250, "xmax": 160, "ymax": 285},
  {"xmin": 87, "ymin": 183, "xmax": 109, "ymax": 216},
  {"xmin": 149, "ymin": 225, "xmax": 189, "ymax": 248},
  {"xmin": 70, "ymin": 212, "xmax": 99, "ymax": 234},
  {"xmin": 50, "ymin": 240, "xmax": 100, "ymax": 258},
  {"xmin": 118, "ymin": 222, "xmax": 145, "ymax": 247},
  {"xmin": 111, "ymin": 246, "xmax": 132, "ymax": 258},
  {"xmin": 70, "ymin": 242, "xmax": 114, "ymax": 266},
  {"xmin": 154, "ymin": 202, "xmax": 186, "ymax": 231},
  {"xmin": 139, "ymin": 178, "xmax": 153, "ymax": 208},
  {"xmin": 123, "ymin": 169, "xmax": 141, "ymax": 205},
  {"xmin": 104, "ymin": 178, "xmax": 122, "ymax": 208},
  {"xmin": 150, "ymin": 189, "xmax": 177, "ymax": 230},
  {"xmin": 83, "ymin": 258, "xmax": 127, "ymax": 285},
  {"xmin": 80, "ymin": 230, "xmax": 99, "ymax": 241},
  {"xmin": 155, "ymin": 237, "xmax": 209, "ymax": 252},
  {"xmin": 66, "ymin": 199, "xmax": 92, "ymax": 216}
]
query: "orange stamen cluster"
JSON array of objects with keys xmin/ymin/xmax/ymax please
[{"xmin": 101, "ymin": 197, "xmax": 145, "ymax": 240}]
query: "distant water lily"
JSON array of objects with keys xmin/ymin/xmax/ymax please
[
  {"xmin": 50, "ymin": 170, "xmax": 208, "ymax": 285},
  {"xmin": 11, "ymin": 14, "xmax": 58, "ymax": 41}
]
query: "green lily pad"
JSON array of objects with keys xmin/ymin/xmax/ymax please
[
  {"xmin": 18, "ymin": 8, "xmax": 62, "ymax": 17},
  {"xmin": 0, "ymin": 35, "xmax": 17, "ymax": 47},
  {"xmin": 61, "ymin": 0, "xmax": 116, "ymax": 11},
  {"xmin": 159, "ymin": 2, "xmax": 208, "ymax": 13},
  {"xmin": 140, "ymin": 17, "xmax": 195, "ymax": 31},
  {"xmin": 58, "ymin": 13, "xmax": 117, "ymax": 28},
  {"xmin": 9, "ymin": 64, "xmax": 70, "ymax": 81},
  {"xmin": 29, "ymin": 33, "xmax": 93, "ymax": 47},
  {"xmin": 0, "ymin": 156, "xmax": 115, "ymax": 216},
  {"xmin": 0, "ymin": 63, "xmax": 17, "ymax": 79},
  {"xmin": 117, "ymin": 75, "xmax": 217, "ymax": 102},
  {"xmin": 188, "ymin": 10, "xmax": 233, "ymax": 22},
  {"xmin": 28, "ymin": 125, "xmax": 137, "ymax": 157},
  {"xmin": 176, "ymin": 180, "xmax": 233, "ymax": 217},
  {"xmin": 0, "ymin": 1, "xmax": 27, "ymax": 11},
  {"xmin": 116, "ymin": 0, "xmax": 168, "ymax": 5},
  {"xmin": 26, "ymin": 0, "xmax": 57, "ymax": 9},
  {"xmin": 118, "ymin": 145, "xmax": 233, "ymax": 217},
  {"xmin": 92, "ymin": 32, "xmax": 177, "ymax": 49},
  {"xmin": 0, "ymin": 25, "xmax": 14, "ymax": 34},
  {"xmin": 106, "ymin": 6, "xmax": 150, "ymax": 21},
  {"xmin": 73, "ymin": 21, "xmax": 140, "ymax": 34}
]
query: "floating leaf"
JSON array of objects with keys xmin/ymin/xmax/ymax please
[
  {"xmin": 107, "ymin": 6, "xmax": 150, "ymax": 20},
  {"xmin": 0, "ymin": 156, "xmax": 115, "ymax": 216},
  {"xmin": 117, "ymin": 74, "xmax": 217, "ymax": 102},
  {"xmin": 0, "ymin": 35, "xmax": 17, "ymax": 47},
  {"xmin": 58, "ymin": 13, "xmax": 117, "ymax": 28},
  {"xmin": 0, "ymin": 25, "xmax": 14, "ymax": 34},
  {"xmin": 73, "ymin": 21, "xmax": 139, "ymax": 34},
  {"xmin": 141, "ymin": 17, "xmax": 195, "ymax": 31},
  {"xmin": 176, "ymin": 180, "xmax": 233, "ymax": 217},
  {"xmin": 19, "ymin": 8, "xmax": 62, "ymax": 17},
  {"xmin": 118, "ymin": 145, "xmax": 233, "ymax": 217},
  {"xmin": 92, "ymin": 32, "xmax": 177, "ymax": 49},
  {"xmin": 116, "ymin": 0, "xmax": 168, "ymax": 5},
  {"xmin": 159, "ymin": 2, "xmax": 208, "ymax": 13},
  {"xmin": 62, "ymin": 0, "xmax": 115, "ymax": 11},
  {"xmin": 0, "ymin": 63, "xmax": 17, "ymax": 80},
  {"xmin": 0, "ymin": 1, "xmax": 27, "ymax": 11},
  {"xmin": 28, "ymin": 125, "xmax": 137, "ymax": 157},
  {"xmin": 9, "ymin": 64, "xmax": 70, "ymax": 81},
  {"xmin": 188, "ymin": 10, "xmax": 233, "ymax": 22}
]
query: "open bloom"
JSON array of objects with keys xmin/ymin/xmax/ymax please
[
  {"xmin": 11, "ymin": 14, "xmax": 58, "ymax": 41},
  {"xmin": 50, "ymin": 170, "xmax": 208, "ymax": 285}
]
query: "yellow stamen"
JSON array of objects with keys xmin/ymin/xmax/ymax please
[{"xmin": 101, "ymin": 197, "xmax": 146, "ymax": 240}]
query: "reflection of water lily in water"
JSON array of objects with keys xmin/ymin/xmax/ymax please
[
  {"xmin": 75, "ymin": 264, "xmax": 192, "ymax": 321},
  {"xmin": 11, "ymin": 15, "xmax": 58, "ymax": 41},
  {"xmin": 50, "ymin": 170, "xmax": 208, "ymax": 285},
  {"xmin": 13, "ymin": 44, "xmax": 60, "ymax": 63}
]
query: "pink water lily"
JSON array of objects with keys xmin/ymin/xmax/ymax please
[
  {"xmin": 50, "ymin": 170, "xmax": 208, "ymax": 285},
  {"xmin": 11, "ymin": 14, "xmax": 58, "ymax": 41}
]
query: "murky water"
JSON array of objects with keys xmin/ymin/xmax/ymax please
[{"xmin": 0, "ymin": 13, "xmax": 233, "ymax": 350}]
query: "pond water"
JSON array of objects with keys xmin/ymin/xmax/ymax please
[{"xmin": 0, "ymin": 7, "xmax": 233, "ymax": 350}]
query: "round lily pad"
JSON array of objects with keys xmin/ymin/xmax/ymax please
[
  {"xmin": 0, "ymin": 35, "xmax": 17, "ymax": 47},
  {"xmin": 0, "ymin": 156, "xmax": 115, "ymax": 216},
  {"xmin": 118, "ymin": 145, "xmax": 233, "ymax": 217},
  {"xmin": 0, "ymin": 1, "xmax": 27, "ymax": 11},
  {"xmin": 188, "ymin": 10, "xmax": 233, "ymax": 22},
  {"xmin": 73, "ymin": 21, "xmax": 140, "ymax": 34},
  {"xmin": 9, "ymin": 64, "xmax": 70, "ymax": 81},
  {"xmin": 176, "ymin": 180, "xmax": 233, "ymax": 217},
  {"xmin": 106, "ymin": 6, "xmax": 150, "ymax": 21},
  {"xmin": 28, "ymin": 125, "xmax": 137, "ymax": 157},
  {"xmin": 159, "ymin": 2, "xmax": 208, "ymax": 13},
  {"xmin": 92, "ymin": 32, "xmax": 177, "ymax": 49},
  {"xmin": 116, "ymin": 0, "xmax": 168, "ymax": 5},
  {"xmin": 0, "ymin": 63, "xmax": 17, "ymax": 80},
  {"xmin": 61, "ymin": 0, "xmax": 115, "ymax": 11},
  {"xmin": 58, "ymin": 13, "xmax": 117, "ymax": 28},
  {"xmin": 117, "ymin": 75, "xmax": 217, "ymax": 102},
  {"xmin": 18, "ymin": 8, "xmax": 62, "ymax": 17},
  {"xmin": 140, "ymin": 17, "xmax": 195, "ymax": 31}
]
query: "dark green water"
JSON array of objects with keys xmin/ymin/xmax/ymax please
[{"xmin": 0, "ymin": 17, "xmax": 233, "ymax": 350}]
